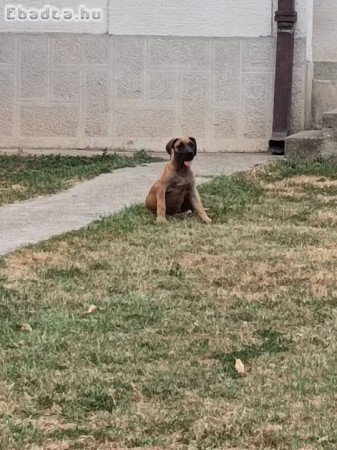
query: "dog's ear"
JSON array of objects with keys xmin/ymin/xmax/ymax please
[
  {"xmin": 166, "ymin": 138, "xmax": 179, "ymax": 156},
  {"xmin": 189, "ymin": 137, "xmax": 197, "ymax": 155}
]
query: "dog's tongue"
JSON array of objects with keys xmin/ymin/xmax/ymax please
[{"xmin": 184, "ymin": 160, "xmax": 192, "ymax": 167}]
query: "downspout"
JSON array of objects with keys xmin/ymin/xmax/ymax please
[{"xmin": 269, "ymin": 0, "xmax": 297, "ymax": 155}]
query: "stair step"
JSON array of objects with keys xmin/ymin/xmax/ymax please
[
  {"xmin": 285, "ymin": 130, "xmax": 324, "ymax": 160},
  {"xmin": 322, "ymin": 109, "xmax": 337, "ymax": 129}
]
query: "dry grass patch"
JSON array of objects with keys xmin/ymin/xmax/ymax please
[
  {"xmin": 3, "ymin": 245, "xmax": 70, "ymax": 281},
  {"xmin": 309, "ymin": 210, "xmax": 337, "ymax": 227},
  {"xmin": 317, "ymin": 194, "xmax": 337, "ymax": 203},
  {"xmin": 267, "ymin": 175, "xmax": 337, "ymax": 189}
]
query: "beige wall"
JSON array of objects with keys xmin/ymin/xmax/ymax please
[
  {"xmin": 0, "ymin": 33, "xmax": 309, "ymax": 152},
  {"xmin": 312, "ymin": 0, "xmax": 337, "ymax": 126}
]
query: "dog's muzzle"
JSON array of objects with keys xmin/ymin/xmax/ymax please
[{"xmin": 180, "ymin": 150, "xmax": 195, "ymax": 167}]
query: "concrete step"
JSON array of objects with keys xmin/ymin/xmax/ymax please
[
  {"xmin": 285, "ymin": 130, "xmax": 324, "ymax": 160},
  {"xmin": 322, "ymin": 109, "xmax": 337, "ymax": 130}
]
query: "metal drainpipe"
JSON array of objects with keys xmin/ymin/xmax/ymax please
[{"xmin": 269, "ymin": 0, "xmax": 297, "ymax": 155}]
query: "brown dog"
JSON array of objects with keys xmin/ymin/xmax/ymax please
[{"xmin": 145, "ymin": 136, "xmax": 211, "ymax": 224}]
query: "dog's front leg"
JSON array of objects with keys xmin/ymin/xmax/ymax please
[
  {"xmin": 156, "ymin": 185, "xmax": 167, "ymax": 223},
  {"xmin": 190, "ymin": 188, "xmax": 211, "ymax": 224}
]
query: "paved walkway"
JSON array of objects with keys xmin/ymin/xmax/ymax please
[{"xmin": 0, "ymin": 153, "xmax": 277, "ymax": 255}]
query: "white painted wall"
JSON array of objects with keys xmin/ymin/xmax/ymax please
[
  {"xmin": 0, "ymin": 0, "xmax": 273, "ymax": 36},
  {"xmin": 0, "ymin": 0, "xmax": 318, "ymax": 43},
  {"xmin": 109, "ymin": 0, "xmax": 273, "ymax": 37},
  {"xmin": 313, "ymin": 0, "xmax": 337, "ymax": 61},
  {"xmin": 294, "ymin": 0, "xmax": 313, "ymax": 39}
]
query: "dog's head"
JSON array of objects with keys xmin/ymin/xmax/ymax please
[{"xmin": 165, "ymin": 136, "xmax": 197, "ymax": 167}]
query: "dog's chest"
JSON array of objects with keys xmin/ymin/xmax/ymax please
[{"xmin": 167, "ymin": 175, "xmax": 191, "ymax": 193}]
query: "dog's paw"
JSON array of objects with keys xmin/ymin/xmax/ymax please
[
  {"xmin": 202, "ymin": 216, "xmax": 212, "ymax": 224},
  {"xmin": 156, "ymin": 216, "xmax": 167, "ymax": 224}
]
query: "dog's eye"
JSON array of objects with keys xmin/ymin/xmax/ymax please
[{"xmin": 177, "ymin": 142, "xmax": 184, "ymax": 151}]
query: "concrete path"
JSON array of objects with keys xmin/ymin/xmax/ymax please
[{"xmin": 0, "ymin": 153, "xmax": 278, "ymax": 255}]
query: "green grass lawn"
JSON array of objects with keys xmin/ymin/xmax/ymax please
[
  {"xmin": 0, "ymin": 151, "xmax": 161, "ymax": 206},
  {"xmin": 1, "ymin": 159, "xmax": 337, "ymax": 448}
]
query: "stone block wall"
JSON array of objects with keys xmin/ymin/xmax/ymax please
[{"xmin": 0, "ymin": 33, "xmax": 308, "ymax": 152}]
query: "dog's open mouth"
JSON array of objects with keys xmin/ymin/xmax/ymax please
[{"xmin": 184, "ymin": 160, "xmax": 192, "ymax": 167}]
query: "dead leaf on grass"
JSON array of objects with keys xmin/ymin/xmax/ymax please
[
  {"xmin": 235, "ymin": 358, "xmax": 245, "ymax": 375},
  {"xmin": 85, "ymin": 305, "xmax": 97, "ymax": 314},
  {"xmin": 20, "ymin": 323, "xmax": 32, "ymax": 333}
]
